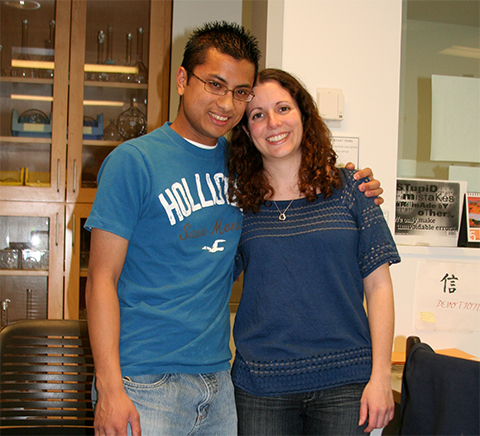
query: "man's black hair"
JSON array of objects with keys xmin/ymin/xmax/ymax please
[{"xmin": 181, "ymin": 21, "xmax": 261, "ymax": 79}]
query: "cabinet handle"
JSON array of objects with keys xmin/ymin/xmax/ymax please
[
  {"xmin": 73, "ymin": 159, "xmax": 77, "ymax": 193},
  {"xmin": 55, "ymin": 213, "xmax": 59, "ymax": 246},
  {"xmin": 72, "ymin": 213, "xmax": 76, "ymax": 247},
  {"xmin": 57, "ymin": 159, "xmax": 61, "ymax": 192}
]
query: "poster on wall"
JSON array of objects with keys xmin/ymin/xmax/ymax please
[
  {"xmin": 414, "ymin": 260, "xmax": 480, "ymax": 332},
  {"xmin": 395, "ymin": 178, "xmax": 467, "ymax": 246},
  {"xmin": 466, "ymin": 193, "xmax": 480, "ymax": 242},
  {"xmin": 332, "ymin": 136, "xmax": 359, "ymax": 168}
]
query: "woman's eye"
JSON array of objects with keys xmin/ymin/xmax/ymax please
[
  {"xmin": 251, "ymin": 113, "xmax": 263, "ymax": 120},
  {"xmin": 279, "ymin": 106, "xmax": 290, "ymax": 113}
]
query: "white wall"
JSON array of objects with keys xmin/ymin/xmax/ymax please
[
  {"xmin": 169, "ymin": 0, "xmax": 243, "ymax": 121},
  {"xmin": 270, "ymin": 0, "xmax": 403, "ymax": 230},
  {"xmin": 270, "ymin": 0, "xmax": 480, "ymax": 358}
]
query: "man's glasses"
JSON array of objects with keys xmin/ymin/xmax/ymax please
[{"xmin": 189, "ymin": 71, "xmax": 255, "ymax": 103}]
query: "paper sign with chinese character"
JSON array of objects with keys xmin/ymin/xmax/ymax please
[{"xmin": 414, "ymin": 260, "xmax": 480, "ymax": 331}]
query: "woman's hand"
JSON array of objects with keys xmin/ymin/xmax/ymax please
[{"xmin": 358, "ymin": 376, "xmax": 395, "ymax": 432}]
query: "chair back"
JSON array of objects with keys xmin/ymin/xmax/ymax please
[
  {"xmin": 0, "ymin": 319, "xmax": 94, "ymax": 435},
  {"xmin": 399, "ymin": 336, "xmax": 480, "ymax": 435}
]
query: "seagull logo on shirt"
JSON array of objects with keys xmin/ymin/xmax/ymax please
[{"xmin": 202, "ymin": 239, "xmax": 226, "ymax": 253}]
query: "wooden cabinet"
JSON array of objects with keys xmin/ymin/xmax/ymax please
[
  {"xmin": 0, "ymin": 0, "xmax": 172, "ymax": 322},
  {"xmin": 0, "ymin": 202, "xmax": 65, "ymax": 325},
  {"xmin": 0, "ymin": 0, "xmax": 69, "ymax": 203}
]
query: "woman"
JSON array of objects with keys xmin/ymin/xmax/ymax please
[{"xmin": 228, "ymin": 69, "xmax": 400, "ymax": 436}]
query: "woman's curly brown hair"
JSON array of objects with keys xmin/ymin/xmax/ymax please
[{"xmin": 228, "ymin": 68, "xmax": 342, "ymax": 213}]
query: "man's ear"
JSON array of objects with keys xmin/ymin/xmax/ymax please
[{"xmin": 176, "ymin": 66, "xmax": 188, "ymax": 96}]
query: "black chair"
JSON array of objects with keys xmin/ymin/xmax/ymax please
[
  {"xmin": 399, "ymin": 336, "xmax": 480, "ymax": 435},
  {"xmin": 0, "ymin": 319, "xmax": 94, "ymax": 435}
]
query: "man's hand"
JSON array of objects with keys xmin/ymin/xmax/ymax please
[
  {"xmin": 94, "ymin": 388, "xmax": 141, "ymax": 436},
  {"xmin": 345, "ymin": 162, "xmax": 384, "ymax": 206}
]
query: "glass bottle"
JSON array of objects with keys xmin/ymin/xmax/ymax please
[
  {"xmin": 134, "ymin": 27, "xmax": 147, "ymax": 84},
  {"xmin": 116, "ymin": 98, "xmax": 147, "ymax": 139},
  {"xmin": 103, "ymin": 119, "xmax": 122, "ymax": 141},
  {"xmin": 11, "ymin": 20, "xmax": 36, "ymax": 78}
]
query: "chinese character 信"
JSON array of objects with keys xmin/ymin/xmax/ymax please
[{"xmin": 441, "ymin": 273, "xmax": 459, "ymax": 294}]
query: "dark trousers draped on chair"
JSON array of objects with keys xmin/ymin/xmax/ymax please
[{"xmin": 399, "ymin": 337, "xmax": 480, "ymax": 436}]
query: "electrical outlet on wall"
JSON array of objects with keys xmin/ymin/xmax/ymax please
[{"xmin": 316, "ymin": 88, "xmax": 344, "ymax": 121}]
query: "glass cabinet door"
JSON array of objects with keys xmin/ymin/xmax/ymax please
[
  {"xmin": 0, "ymin": 202, "xmax": 64, "ymax": 328},
  {"xmin": 0, "ymin": 0, "xmax": 70, "ymax": 202},
  {"xmin": 67, "ymin": 0, "xmax": 172, "ymax": 203}
]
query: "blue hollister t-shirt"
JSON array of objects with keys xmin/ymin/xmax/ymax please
[{"xmin": 85, "ymin": 122, "xmax": 243, "ymax": 377}]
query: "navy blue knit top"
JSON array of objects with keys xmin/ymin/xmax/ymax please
[{"xmin": 232, "ymin": 168, "xmax": 400, "ymax": 395}]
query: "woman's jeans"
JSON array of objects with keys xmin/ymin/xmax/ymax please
[
  {"xmin": 92, "ymin": 370, "xmax": 237, "ymax": 436},
  {"xmin": 235, "ymin": 383, "xmax": 368, "ymax": 436}
]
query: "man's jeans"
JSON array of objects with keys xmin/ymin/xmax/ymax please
[
  {"xmin": 92, "ymin": 370, "xmax": 237, "ymax": 436},
  {"xmin": 235, "ymin": 383, "xmax": 368, "ymax": 436}
]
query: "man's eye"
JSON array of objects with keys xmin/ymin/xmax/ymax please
[
  {"xmin": 235, "ymin": 89, "xmax": 249, "ymax": 96},
  {"xmin": 209, "ymin": 81, "xmax": 222, "ymax": 89}
]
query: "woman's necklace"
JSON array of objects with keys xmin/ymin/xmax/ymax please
[{"xmin": 272, "ymin": 199, "xmax": 294, "ymax": 221}]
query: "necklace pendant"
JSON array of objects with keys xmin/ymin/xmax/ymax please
[{"xmin": 279, "ymin": 213, "xmax": 286, "ymax": 221}]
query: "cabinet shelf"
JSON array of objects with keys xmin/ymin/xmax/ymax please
[
  {"xmin": 0, "ymin": 270, "xmax": 49, "ymax": 277},
  {"xmin": 1, "ymin": 76, "xmax": 147, "ymax": 90},
  {"xmin": 84, "ymin": 81, "xmax": 148, "ymax": 90},
  {"xmin": 82, "ymin": 139, "xmax": 122, "ymax": 147},
  {"xmin": 0, "ymin": 77, "xmax": 54, "ymax": 86},
  {"xmin": 0, "ymin": 136, "xmax": 52, "ymax": 144}
]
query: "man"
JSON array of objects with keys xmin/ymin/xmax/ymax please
[{"xmin": 85, "ymin": 21, "xmax": 382, "ymax": 436}]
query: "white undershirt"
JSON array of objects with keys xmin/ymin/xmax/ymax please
[{"xmin": 184, "ymin": 138, "xmax": 218, "ymax": 150}]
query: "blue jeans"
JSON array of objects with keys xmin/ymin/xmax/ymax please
[
  {"xmin": 235, "ymin": 383, "xmax": 368, "ymax": 436},
  {"xmin": 92, "ymin": 370, "xmax": 237, "ymax": 436}
]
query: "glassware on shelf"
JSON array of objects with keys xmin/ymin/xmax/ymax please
[
  {"xmin": 41, "ymin": 20, "xmax": 55, "ymax": 79},
  {"xmin": 97, "ymin": 30, "xmax": 105, "ymax": 64},
  {"xmin": 116, "ymin": 98, "xmax": 147, "ymax": 140},
  {"xmin": 11, "ymin": 19, "xmax": 36, "ymax": 78},
  {"xmin": 106, "ymin": 23, "xmax": 114, "ymax": 65},
  {"xmin": 103, "ymin": 119, "xmax": 122, "ymax": 141},
  {"xmin": 1, "ymin": 299, "xmax": 11, "ymax": 330},
  {"xmin": 0, "ymin": 45, "xmax": 6, "ymax": 76},
  {"xmin": 122, "ymin": 32, "xmax": 134, "ymax": 83},
  {"xmin": 105, "ymin": 23, "xmax": 118, "ymax": 82},
  {"xmin": 92, "ymin": 30, "xmax": 109, "ymax": 81},
  {"xmin": 134, "ymin": 27, "xmax": 148, "ymax": 84},
  {"xmin": 18, "ymin": 109, "xmax": 50, "ymax": 124}
]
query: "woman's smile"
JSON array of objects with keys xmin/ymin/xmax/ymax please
[{"xmin": 246, "ymin": 80, "xmax": 303, "ymax": 163}]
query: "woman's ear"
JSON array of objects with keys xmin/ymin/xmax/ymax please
[{"xmin": 242, "ymin": 125, "xmax": 251, "ymax": 139}]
